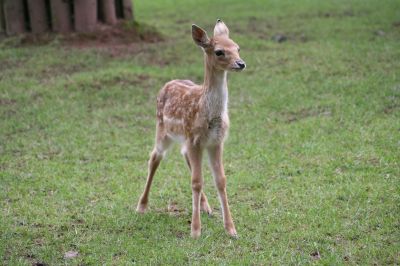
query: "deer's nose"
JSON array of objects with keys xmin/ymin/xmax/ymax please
[{"xmin": 236, "ymin": 60, "xmax": 246, "ymax": 69}]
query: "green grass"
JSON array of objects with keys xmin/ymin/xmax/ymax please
[{"xmin": 1, "ymin": 0, "xmax": 400, "ymax": 264}]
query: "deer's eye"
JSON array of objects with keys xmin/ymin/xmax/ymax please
[
  {"xmin": 215, "ymin": 50, "xmax": 225, "ymax": 57},
  {"xmin": 238, "ymin": 47, "xmax": 240, "ymax": 52}
]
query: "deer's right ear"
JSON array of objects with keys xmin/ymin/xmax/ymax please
[{"xmin": 192, "ymin": 24, "xmax": 210, "ymax": 48}]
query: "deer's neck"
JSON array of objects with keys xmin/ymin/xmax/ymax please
[{"xmin": 202, "ymin": 55, "xmax": 228, "ymax": 119}]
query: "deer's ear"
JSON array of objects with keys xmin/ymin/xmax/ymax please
[
  {"xmin": 192, "ymin": 24, "xmax": 210, "ymax": 48},
  {"xmin": 214, "ymin": 19, "xmax": 229, "ymax": 37}
]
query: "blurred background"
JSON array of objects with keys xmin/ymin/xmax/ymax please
[{"xmin": 1, "ymin": 0, "xmax": 399, "ymax": 265}]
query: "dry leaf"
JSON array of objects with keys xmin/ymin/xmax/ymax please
[{"xmin": 64, "ymin": 251, "xmax": 78, "ymax": 259}]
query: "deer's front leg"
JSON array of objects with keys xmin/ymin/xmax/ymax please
[
  {"xmin": 182, "ymin": 147, "xmax": 212, "ymax": 215},
  {"xmin": 207, "ymin": 144, "xmax": 237, "ymax": 238},
  {"xmin": 187, "ymin": 144, "xmax": 203, "ymax": 238}
]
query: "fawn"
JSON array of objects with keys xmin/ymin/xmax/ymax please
[{"xmin": 136, "ymin": 19, "xmax": 246, "ymax": 238}]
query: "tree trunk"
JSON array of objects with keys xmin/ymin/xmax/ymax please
[
  {"xmin": 4, "ymin": 0, "xmax": 26, "ymax": 35},
  {"xmin": 27, "ymin": 0, "xmax": 49, "ymax": 34},
  {"xmin": 74, "ymin": 0, "xmax": 97, "ymax": 33},
  {"xmin": 1, "ymin": 0, "xmax": 134, "ymax": 36},
  {"xmin": 0, "ymin": 0, "xmax": 5, "ymax": 37},
  {"xmin": 122, "ymin": 0, "xmax": 133, "ymax": 20},
  {"xmin": 51, "ymin": 0, "xmax": 72, "ymax": 33},
  {"xmin": 99, "ymin": 0, "xmax": 117, "ymax": 25}
]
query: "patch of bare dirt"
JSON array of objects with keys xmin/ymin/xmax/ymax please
[
  {"xmin": 0, "ymin": 59, "xmax": 26, "ymax": 74},
  {"xmin": 175, "ymin": 18, "xmax": 190, "ymax": 24},
  {"xmin": 6, "ymin": 21, "xmax": 163, "ymax": 55},
  {"xmin": 383, "ymin": 104, "xmax": 400, "ymax": 114},
  {"xmin": 25, "ymin": 253, "xmax": 48, "ymax": 266},
  {"xmin": 74, "ymin": 73, "xmax": 152, "ymax": 92},
  {"xmin": 300, "ymin": 9, "xmax": 369, "ymax": 19},
  {"xmin": 234, "ymin": 17, "xmax": 309, "ymax": 43},
  {"xmin": 175, "ymin": 230, "xmax": 185, "ymax": 239},
  {"xmin": 60, "ymin": 23, "xmax": 163, "ymax": 59},
  {"xmin": 37, "ymin": 62, "xmax": 89, "ymax": 81},
  {"xmin": 167, "ymin": 201, "xmax": 187, "ymax": 216},
  {"xmin": 78, "ymin": 23, "xmax": 161, "ymax": 45},
  {"xmin": 282, "ymin": 106, "xmax": 332, "ymax": 123},
  {"xmin": 316, "ymin": 9, "xmax": 355, "ymax": 18},
  {"xmin": 0, "ymin": 98, "xmax": 16, "ymax": 106}
]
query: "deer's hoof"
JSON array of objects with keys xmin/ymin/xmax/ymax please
[
  {"xmin": 229, "ymin": 232, "xmax": 239, "ymax": 239},
  {"xmin": 201, "ymin": 206, "xmax": 213, "ymax": 216},
  {"xmin": 191, "ymin": 229, "xmax": 201, "ymax": 239},
  {"xmin": 226, "ymin": 227, "xmax": 238, "ymax": 238},
  {"xmin": 136, "ymin": 203, "xmax": 147, "ymax": 214}
]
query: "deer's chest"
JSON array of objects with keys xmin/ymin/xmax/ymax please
[
  {"xmin": 206, "ymin": 114, "xmax": 229, "ymax": 145},
  {"xmin": 202, "ymin": 87, "xmax": 229, "ymax": 145}
]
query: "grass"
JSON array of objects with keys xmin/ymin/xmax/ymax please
[{"xmin": 1, "ymin": 0, "xmax": 400, "ymax": 264}]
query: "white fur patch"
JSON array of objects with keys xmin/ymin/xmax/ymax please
[
  {"xmin": 205, "ymin": 72, "xmax": 228, "ymax": 120},
  {"xmin": 164, "ymin": 116, "xmax": 183, "ymax": 125},
  {"xmin": 167, "ymin": 132, "xmax": 185, "ymax": 143}
]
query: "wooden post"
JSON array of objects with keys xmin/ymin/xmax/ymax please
[
  {"xmin": 99, "ymin": 0, "xmax": 117, "ymax": 25},
  {"xmin": 4, "ymin": 0, "xmax": 26, "ymax": 35},
  {"xmin": 51, "ymin": 0, "xmax": 72, "ymax": 33},
  {"xmin": 27, "ymin": 0, "xmax": 49, "ymax": 33},
  {"xmin": 74, "ymin": 0, "xmax": 97, "ymax": 33},
  {"xmin": 122, "ymin": 0, "xmax": 133, "ymax": 20}
]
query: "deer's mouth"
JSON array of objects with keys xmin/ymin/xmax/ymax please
[{"xmin": 231, "ymin": 66, "xmax": 245, "ymax": 72}]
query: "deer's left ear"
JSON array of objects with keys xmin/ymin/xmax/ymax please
[{"xmin": 214, "ymin": 19, "xmax": 229, "ymax": 37}]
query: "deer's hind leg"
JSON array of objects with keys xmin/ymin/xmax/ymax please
[
  {"xmin": 137, "ymin": 127, "xmax": 172, "ymax": 213},
  {"xmin": 182, "ymin": 145, "xmax": 212, "ymax": 216}
]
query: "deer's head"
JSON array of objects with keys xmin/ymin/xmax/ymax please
[{"xmin": 192, "ymin": 19, "xmax": 246, "ymax": 72}]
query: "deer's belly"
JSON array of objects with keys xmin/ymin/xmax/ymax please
[{"xmin": 163, "ymin": 114, "xmax": 229, "ymax": 146}]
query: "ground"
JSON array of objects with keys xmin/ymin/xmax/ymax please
[{"xmin": 1, "ymin": 0, "xmax": 400, "ymax": 265}]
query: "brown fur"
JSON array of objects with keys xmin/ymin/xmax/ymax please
[{"xmin": 136, "ymin": 20, "xmax": 246, "ymax": 238}]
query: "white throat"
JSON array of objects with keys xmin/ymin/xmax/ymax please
[{"xmin": 204, "ymin": 70, "xmax": 228, "ymax": 119}]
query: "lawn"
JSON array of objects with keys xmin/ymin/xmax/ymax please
[{"xmin": 1, "ymin": 0, "xmax": 399, "ymax": 264}]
